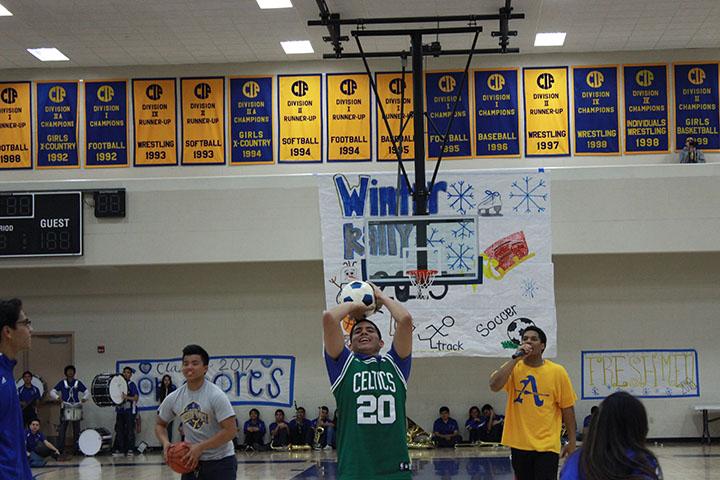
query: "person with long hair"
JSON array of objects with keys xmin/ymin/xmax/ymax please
[
  {"xmin": 466, "ymin": 406, "xmax": 483, "ymax": 443},
  {"xmin": 560, "ymin": 391, "xmax": 663, "ymax": 480},
  {"xmin": 156, "ymin": 375, "xmax": 177, "ymax": 441}
]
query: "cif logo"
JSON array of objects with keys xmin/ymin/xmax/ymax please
[
  {"xmin": 49, "ymin": 86, "xmax": 66, "ymax": 103},
  {"xmin": 340, "ymin": 79, "xmax": 357, "ymax": 96},
  {"xmin": 688, "ymin": 67, "xmax": 706, "ymax": 85},
  {"xmin": 438, "ymin": 75, "xmax": 456, "ymax": 93},
  {"xmin": 635, "ymin": 69, "xmax": 654, "ymax": 87},
  {"xmin": 586, "ymin": 70, "xmax": 604, "ymax": 88},
  {"xmin": 242, "ymin": 81, "xmax": 261, "ymax": 99},
  {"xmin": 291, "ymin": 80, "xmax": 309, "ymax": 97},
  {"xmin": 487, "ymin": 74, "xmax": 505, "ymax": 91},
  {"xmin": 97, "ymin": 85, "xmax": 114, "ymax": 103},
  {"xmin": 0, "ymin": 87, "xmax": 18, "ymax": 104},
  {"xmin": 536, "ymin": 73, "xmax": 555, "ymax": 90},
  {"xmin": 145, "ymin": 84, "xmax": 163, "ymax": 101},
  {"xmin": 194, "ymin": 83, "xmax": 212, "ymax": 99},
  {"xmin": 389, "ymin": 78, "xmax": 406, "ymax": 95}
]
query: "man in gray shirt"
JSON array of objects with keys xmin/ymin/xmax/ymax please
[{"xmin": 155, "ymin": 345, "xmax": 237, "ymax": 479}]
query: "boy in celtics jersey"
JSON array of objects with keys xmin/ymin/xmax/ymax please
[{"xmin": 323, "ymin": 285, "xmax": 413, "ymax": 480}]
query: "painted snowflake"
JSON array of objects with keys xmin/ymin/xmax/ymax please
[
  {"xmin": 427, "ymin": 227, "xmax": 446, "ymax": 248},
  {"xmin": 521, "ymin": 278, "xmax": 540, "ymax": 299},
  {"xmin": 509, "ymin": 176, "xmax": 548, "ymax": 213},
  {"xmin": 446, "ymin": 243, "xmax": 474, "ymax": 271},
  {"xmin": 446, "ymin": 180, "xmax": 476, "ymax": 214},
  {"xmin": 451, "ymin": 222, "xmax": 474, "ymax": 240}
]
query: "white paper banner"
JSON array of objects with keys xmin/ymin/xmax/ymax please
[{"xmin": 319, "ymin": 170, "xmax": 555, "ymax": 357}]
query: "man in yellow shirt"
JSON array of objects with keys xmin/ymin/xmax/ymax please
[{"xmin": 489, "ymin": 326, "xmax": 576, "ymax": 480}]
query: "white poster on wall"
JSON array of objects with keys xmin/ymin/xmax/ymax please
[{"xmin": 319, "ymin": 170, "xmax": 555, "ymax": 358}]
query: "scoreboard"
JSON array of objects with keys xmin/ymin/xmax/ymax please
[{"xmin": 0, "ymin": 192, "xmax": 82, "ymax": 257}]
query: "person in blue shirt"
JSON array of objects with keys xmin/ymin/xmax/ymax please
[
  {"xmin": 465, "ymin": 405, "xmax": 485, "ymax": 443},
  {"xmin": 560, "ymin": 391, "xmax": 663, "ymax": 480},
  {"xmin": 433, "ymin": 406, "xmax": 462, "ymax": 447},
  {"xmin": 114, "ymin": 366, "xmax": 140, "ymax": 456},
  {"xmin": 242, "ymin": 408, "xmax": 266, "ymax": 450},
  {"xmin": 26, "ymin": 419, "xmax": 60, "ymax": 467},
  {"xmin": 17, "ymin": 370, "xmax": 42, "ymax": 426},
  {"xmin": 50, "ymin": 364, "xmax": 89, "ymax": 455},
  {"xmin": 0, "ymin": 297, "xmax": 33, "ymax": 479},
  {"xmin": 288, "ymin": 406, "xmax": 314, "ymax": 446},
  {"xmin": 269, "ymin": 409, "xmax": 290, "ymax": 448},
  {"xmin": 480, "ymin": 403, "xmax": 504, "ymax": 443},
  {"xmin": 580, "ymin": 405, "xmax": 598, "ymax": 441},
  {"xmin": 311, "ymin": 405, "xmax": 336, "ymax": 450}
]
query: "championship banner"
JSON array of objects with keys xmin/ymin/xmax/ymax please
[
  {"xmin": 376, "ymin": 72, "xmax": 414, "ymax": 162},
  {"xmin": 229, "ymin": 76, "xmax": 273, "ymax": 165},
  {"xmin": 0, "ymin": 82, "xmax": 32, "ymax": 170},
  {"xmin": 36, "ymin": 81, "xmax": 79, "ymax": 169},
  {"xmin": 118, "ymin": 354, "xmax": 296, "ymax": 411},
  {"xmin": 523, "ymin": 67, "xmax": 570, "ymax": 157},
  {"xmin": 319, "ymin": 170, "xmax": 555, "ymax": 358},
  {"xmin": 425, "ymin": 71, "xmax": 472, "ymax": 159},
  {"xmin": 84, "ymin": 80, "xmax": 128, "ymax": 168},
  {"xmin": 326, "ymin": 73, "xmax": 371, "ymax": 162},
  {"xmin": 181, "ymin": 77, "xmax": 225, "ymax": 165},
  {"xmin": 581, "ymin": 349, "xmax": 699, "ymax": 399},
  {"xmin": 623, "ymin": 64, "xmax": 670, "ymax": 154},
  {"xmin": 132, "ymin": 78, "xmax": 178, "ymax": 167},
  {"xmin": 473, "ymin": 69, "xmax": 520, "ymax": 157},
  {"xmin": 573, "ymin": 66, "xmax": 620, "ymax": 155},
  {"xmin": 674, "ymin": 63, "xmax": 719, "ymax": 151},
  {"xmin": 278, "ymin": 74, "xmax": 322, "ymax": 163}
]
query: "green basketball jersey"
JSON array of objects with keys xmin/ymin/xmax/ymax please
[{"xmin": 328, "ymin": 347, "xmax": 411, "ymax": 479}]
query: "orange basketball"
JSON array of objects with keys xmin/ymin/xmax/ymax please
[{"xmin": 166, "ymin": 442, "xmax": 194, "ymax": 474}]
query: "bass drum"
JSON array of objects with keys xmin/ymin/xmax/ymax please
[
  {"xmin": 91, "ymin": 374, "xmax": 127, "ymax": 407},
  {"xmin": 78, "ymin": 427, "xmax": 113, "ymax": 456}
]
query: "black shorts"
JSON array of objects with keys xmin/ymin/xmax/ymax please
[{"xmin": 510, "ymin": 448, "xmax": 559, "ymax": 480}]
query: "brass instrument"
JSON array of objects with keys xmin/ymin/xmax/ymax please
[
  {"xmin": 454, "ymin": 440, "xmax": 504, "ymax": 449},
  {"xmin": 406, "ymin": 417, "xmax": 435, "ymax": 449},
  {"xmin": 313, "ymin": 425, "xmax": 325, "ymax": 449}
]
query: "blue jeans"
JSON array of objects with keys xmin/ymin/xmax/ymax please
[
  {"xmin": 181, "ymin": 455, "xmax": 237, "ymax": 480},
  {"xmin": 29, "ymin": 451, "xmax": 47, "ymax": 467}
]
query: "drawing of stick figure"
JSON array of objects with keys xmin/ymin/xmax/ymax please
[{"xmin": 417, "ymin": 316, "xmax": 455, "ymax": 343}]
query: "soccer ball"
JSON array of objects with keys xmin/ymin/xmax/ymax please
[
  {"xmin": 506, "ymin": 317, "xmax": 535, "ymax": 345},
  {"xmin": 339, "ymin": 280, "xmax": 376, "ymax": 314}
]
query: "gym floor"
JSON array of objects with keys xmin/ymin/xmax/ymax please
[{"xmin": 29, "ymin": 443, "xmax": 719, "ymax": 479}]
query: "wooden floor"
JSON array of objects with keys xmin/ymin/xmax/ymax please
[{"xmin": 30, "ymin": 443, "xmax": 720, "ymax": 479}]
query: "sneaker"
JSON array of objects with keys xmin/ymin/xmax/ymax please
[
  {"xmin": 126, "ymin": 451, "xmax": 134, "ymax": 457},
  {"xmin": 323, "ymin": 445, "xmax": 333, "ymax": 451}
]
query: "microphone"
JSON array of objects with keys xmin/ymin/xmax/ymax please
[{"xmin": 511, "ymin": 348, "xmax": 526, "ymax": 359}]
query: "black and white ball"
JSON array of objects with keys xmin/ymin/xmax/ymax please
[
  {"xmin": 507, "ymin": 317, "xmax": 535, "ymax": 345},
  {"xmin": 339, "ymin": 280, "xmax": 376, "ymax": 315}
]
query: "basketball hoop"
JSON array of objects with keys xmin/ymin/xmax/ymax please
[{"xmin": 406, "ymin": 269, "xmax": 438, "ymax": 300}]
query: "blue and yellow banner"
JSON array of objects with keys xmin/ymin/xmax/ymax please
[
  {"xmin": 376, "ymin": 72, "xmax": 414, "ymax": 162},
  {"xmin": 425, "ymin": 71, "xmax": 472, "ymax": 159},
  {"xmin": 85, "ymin": 80, "xmax": 128, "ymax": 168},
  {"xmin": 278, "ymin": 75, "xmax": 322, "ymax": 163},
  {"xmin": 623, "ymin": 64, "xmax": 670, "ymax": 154},
  {"xmin": 674, "ymin": 63, "xmax": 719, "ymax": 151},
  {"xmin": 0, "ymin": 82, "xmax": 32, "ymax": 170},
  {"xmin": 132, "ymin": 78, "xmax": 178, "ymax": 167},
  {"xmin": 326, "ymin": 73, "xmax": 371, "ymax": 162},
  {"xmin": 181, "ymin": 77, "xmax": 225, "ymax": 165},
  {"xmin": 573, "ymin": 66, "xmax": 620, "ymax": 155},
  {"xmin": 229, "ymin": 76, "xmax": 273, "ymax": 165},
  {"xmin": 36, "ymin": 81, "xmax": 79, "ymax": 169},
  {"xmin": 473, "ymin": 69, "xmax": 520, "ymax": 157},
  {"xmin": 523, "ymin": 67, "xmax": 570, "ymax": 157}
]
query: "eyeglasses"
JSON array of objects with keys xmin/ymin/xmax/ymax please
[{"xmin": 17, "ymin": 318, "xmax": 31, "ymax": 327}]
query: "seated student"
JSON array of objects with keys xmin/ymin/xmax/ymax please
[
  {"xmin": 243, "ymin": 408, "xmax": 266, "ymax": 450},
  {"xmin": 311, "ymin": 406, "xmax": 336, "ymax": 450},
  {"xmin": 480, "ymin": 404, "xmax": 504, "ymax": 443},
  {"xmin": 26, "ymin": 419, "xmax": 60, "ymax": 467},
  {"xmin": 560, "ymin": 391, "xmax": 663, "ymax": 480},
  {"xmin": 288, "ymin": 406, "xmax": 314, "ymax": 446},
  {"xmin": 580, "ymin": 406, "xmax": 598, "ymax": 441},
  {"xmin": 269, "ymin": 409, "xmax": 290, "ymax": 448},
  {"xmin": 678, "ymin": 137, "xmax": 705, "ymax": 163},
  {"xmin": 432, "ymin": 406, "xmax": 462, "ymax": 447},
  {"xmin": 465, "ymin": 406, "xmax": 485, "ymax": 443}
]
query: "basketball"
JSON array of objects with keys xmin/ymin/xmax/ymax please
[
  {"xmin": 339, "ymin": 280, "xmax": 376, "ymax": 314},
  {"xmin": 166, "ymin": 442, "xmax": 193, "ymax": 474}
]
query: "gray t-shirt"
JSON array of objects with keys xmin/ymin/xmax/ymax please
[{"xmin": 158, "ymin": 380, "xmax": 236, "ymax": 460}]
